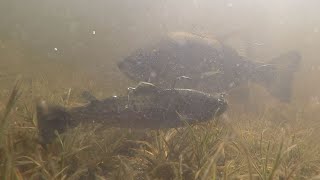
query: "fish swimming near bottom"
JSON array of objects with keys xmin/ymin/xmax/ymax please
[
  {"xmin": 37, "ymin": 82, "xmax": 228, "ymax": 144},
  {"xmin": 118, "ymin": 31, "xmax": 301, "ymax": 102}
]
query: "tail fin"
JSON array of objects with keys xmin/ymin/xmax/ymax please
[
  {"xmin": 253, "ymin": 51, "xmax": 301, "ymax": 102},
  {"xmin": 36, "ymin": 100, "xmax": 71, "ymax": 144}
]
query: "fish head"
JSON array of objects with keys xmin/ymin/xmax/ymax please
[
  {"xmin": 204, "ymin": 92, "xmax": 228, "ymax": 118},
  {"xmin": 214, "ymin": 93, "xmax": 229, "ymax": 116},
  {"xmin": 118, "ymin": 48, "xmax": 158, "ymax": 83},
  {"xmin": 177, "ymin": 90, "xmax": 228, "ymax": 122}
]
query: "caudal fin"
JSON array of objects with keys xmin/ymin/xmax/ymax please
[
  {"xmin": 36, "ymin": 100, "xmax": 71, "ymax": 144},
  {"xmin": 253, "ymin": 51, "xmax": 301, "ymax": 102}
]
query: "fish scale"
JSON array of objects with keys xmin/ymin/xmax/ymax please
[
  {"xmin": 37, "ymin": 82, "xmax": 228, "ymax": 144},
  {"xmin": 118, "ymin": 31, "xmax": 301, "ymax": 102}
]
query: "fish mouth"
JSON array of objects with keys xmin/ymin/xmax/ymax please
[{"xmin": 215, "ymin": 96, "xmax": 228, "ymax": 116}]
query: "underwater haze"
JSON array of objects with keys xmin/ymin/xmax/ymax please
[{"xmin": 1, "ymin": 0, "xmax": 320, "ymax": 179}]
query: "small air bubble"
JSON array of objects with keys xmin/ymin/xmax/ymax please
[
  {"xmin": 54, "ymin": 48, "xmax": 58, "ymax": 51},
  {"xmin": 92, "ymin": 30, "xmax": 96, "ymax": 35},
  {"xmin": 113, "ymin": 95, "xmax": 117, "ymax": 98}
]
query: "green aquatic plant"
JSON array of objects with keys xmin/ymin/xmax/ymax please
[
  {"xmin": 0, "ymin": 78, "xmax": 320, "ymax": 180},
  {"xmin": 0, "ymin": 80, "xmax": 22, "ymax": 179}
]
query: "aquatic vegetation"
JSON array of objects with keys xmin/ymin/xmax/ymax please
[
  {"xmin": 0, "ymin": 79, "xmax": 319, "ymax": 180},
  {"xmin": 1, "ymin": 0, "xmax": 320, "ymax": 179}
]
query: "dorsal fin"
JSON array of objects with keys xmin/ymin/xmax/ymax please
[
  {"xmin": 130, "ymin": 82, "xmax": 160, "ymax": 95},
  {"xmin": 167, "ymin": 31, "xmax": 222, "ymax": 50},
  {"xmin": 171, "ymin": 76, "xmax": 192, "ymax": 89}
]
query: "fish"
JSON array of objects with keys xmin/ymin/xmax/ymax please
[
  {"xmin": 36, "ymin": 82, "xmax": 228, "ymax": 144},
  {"xmin": 117, "ymin": 31, "xmax": 301, "ymax": 102}
]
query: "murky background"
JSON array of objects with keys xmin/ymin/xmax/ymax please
[
  {"xmin": 2, "ymin": 1, "xmax": 320, "ymax": 178},
  {"xmin": 1, "ymin": 0, "xmax": 320, "ymax": 111}
]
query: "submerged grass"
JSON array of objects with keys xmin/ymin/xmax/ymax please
[{"xmin": 0, "ymin": 78, "xmax": 320, "ymax": 180}]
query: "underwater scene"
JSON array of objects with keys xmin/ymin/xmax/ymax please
[{"xmin": 1, "ymin": 0, "xmax": 320, "ymax": 179}]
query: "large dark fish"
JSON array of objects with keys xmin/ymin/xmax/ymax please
[
  {"xmin": 37, "ymin": 82, "xmax": 228, "ymax": 144},
  {"xmin": 117, "ymin": 32, "xmax": 301, "ymax": 102}
]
